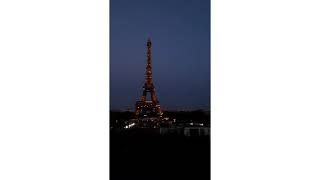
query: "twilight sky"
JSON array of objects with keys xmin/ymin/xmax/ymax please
[{"xmin": 110, "ymin": 0, "xmax": 210, "ymax": 110}]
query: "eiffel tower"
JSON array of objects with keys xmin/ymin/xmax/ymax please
[{"xmin": 135, "ymin": 38, "xmax": 163, "ymax": 119}]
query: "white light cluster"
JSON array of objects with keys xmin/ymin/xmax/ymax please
[{"xmin": 124, "ymin": 123, "xmax": 135, "ymax": 129}]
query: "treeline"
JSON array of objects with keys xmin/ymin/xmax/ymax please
[
  {"xmin": 110, "ymin": 110, "xmax": 210, "ymax": 127},
  {"xmin": 164, "ymin": 110, "xmax": 210, "ymax": 124},
  {"xmin": 110, "ymin": 111, "xmax": 135, "ymax": 128}
]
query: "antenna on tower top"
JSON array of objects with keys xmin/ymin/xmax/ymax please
[
  {"xmin": 147, "ymin": 36, "xmax": 152, "ymax": 46},
  {"xmin": 146, "ymin": 33, "xmax": 151, "ymax": 41}
]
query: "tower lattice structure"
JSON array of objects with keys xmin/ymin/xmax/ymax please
[{"xmin": 135, "ymin": 38, "xmax": 163, "ymax": 118}]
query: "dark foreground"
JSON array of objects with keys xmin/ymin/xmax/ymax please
[{"xmin": 110, "ymin": 129, "xmax": 210, "ymax": 180}]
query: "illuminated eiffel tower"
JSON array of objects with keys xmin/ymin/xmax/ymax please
[{"xmin": 135, "ymin": 38, "xmax": 163, "ymax": 120}]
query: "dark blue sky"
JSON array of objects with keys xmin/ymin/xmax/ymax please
[{"xmin": 110, "ymin": 0, "xmax": 210, "ymax": 110}]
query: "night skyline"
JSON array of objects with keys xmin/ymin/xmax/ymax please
[{"xmin": 110, "ymin": 0, "xmax": 210, "ymax": 110}]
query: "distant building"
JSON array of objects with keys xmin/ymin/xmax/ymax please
[
  {"xmin": 183, "ymin": 127, "xmax": 210, "ymax": 136},
  {"xmin": 159, "ymin": 127, "xmax": 210, "ymax": 136}
]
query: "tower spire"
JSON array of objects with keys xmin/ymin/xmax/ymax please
[{"xmin": 145, "ymin": 37, "xmax": 153, "ymax": 88}]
